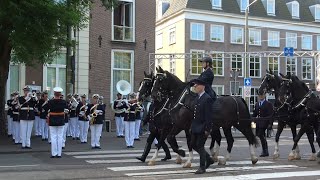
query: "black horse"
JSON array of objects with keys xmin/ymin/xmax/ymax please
[
  {"xmin": 258, "ymin": 69, "xmax": 300, "ymax": 160},
  {"xmin": 138, "ymin": 71, "xmax": 226, "ymax": 165},
  {"xmin": 279, "ymin": 74, "xmax": 320, "ymax": 161},
  {"xmin": 151, "ymin": 66, "xmax": 259, "ymax": 165}
]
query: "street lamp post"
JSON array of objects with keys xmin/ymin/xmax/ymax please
[{"xmin": 244, "ymin": 0, "xmax": 258, "ymax": 104}]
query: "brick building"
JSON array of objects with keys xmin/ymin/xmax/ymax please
[
  {"xmin": 89, "ymin": 0, "xmax": 156, "ymax": 122},
  {"xmin": 155, "ymin": 0, "xmax": 320, "ymax": 111}
]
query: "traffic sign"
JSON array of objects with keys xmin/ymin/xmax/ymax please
[
  {"xmin": 284, "ymin": 47, "xmax": 294, "ymax": 57},
  {"xmin": 244, "ymin": 86, "xmax": 251, "ymax": 98},
  {"xmin": 244, "ymin": 78, "xmax": 252, "ymax": 86}
]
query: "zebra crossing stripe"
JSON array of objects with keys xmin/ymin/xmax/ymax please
[
  {"xmin": 64, "ymin": 149, "xmax": 159, "ymax": 155},
  {"xmin": 73, "ymin": 152, "xmax": 176, "ymax": 159},
  {"xmin": 86, "ymin": 157, "xmax": 201, "ymax": 164},
  {"xmin": 169, "ymin": 170, "xmax": 320, "ymax": 180},
  {"xmin": 125, "ymin": 165, "xmax": 300, "ymax": 177},
  {"xmin": 108, "ymin": 160, "xmax": 274, "ymax": 171}
]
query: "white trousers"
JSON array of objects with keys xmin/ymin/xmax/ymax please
[
  {"xmin": 20, "ymin": 120, "xmax": 34, "ymax": 147},
  {"xmin": 79, "ymin": 121, "xmax": 89, "ymax": 143},
  {"xmin": 13, "ymin": 121, "xmax": 21, "ymax": 143},
  {"xmin": 135, "ymin": 119, "xmax": 141, "ymax": 139},
  {"xmin": 90, "ymin": 124, "xmax": 103, "ymax": 147},
  {"xmin": 115, "ymin": 116, "xmax": 124, "ymax": 136},
  {"xmin": 49, "ymin": 126, "xmax": 64, "ymax": 156},
  {"xmin": 124, "ymin": 121, "xmax": 135, "ymax": 146},
  {"xmin": 76, "ymin": 119, "xmax": 80, "ymax": 137},
  {"xmin": 63, "ymin": 123, "xmax": 68, "ymax": 147},
  {"xmin": 34, "ymin": 116, "xmax": 41, "ymax": 136},
  {"xmin": 7, "ymin": 115, "xmax": 13, "ymax": 136},
  {"xmin": 40, "ymin": 119, "xmax": 49, "ymax": 139},
  {"xmin": 70, "ymin": 117, "xmax": 78, "ymax": 138}
]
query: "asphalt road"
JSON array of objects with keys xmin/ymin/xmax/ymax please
[{"xmin": 0, "ymin": 129, "xmax": 319, "ymax": 180}]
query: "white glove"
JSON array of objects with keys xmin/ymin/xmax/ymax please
[
  {"xmin": 64, "ymin": 109, "xmax": 69, "ymax": 113},
  {"xmin": 79, "ymin": 111, "xmax": 85, "ymax": 117}
]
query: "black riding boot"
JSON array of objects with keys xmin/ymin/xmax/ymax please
[
  {"xmin": 260, "ymin": 137, "xmax": 269, "ymax": 157},
  {"xmin": 161, "ymin": 142, "xmax": 171, "ymax": 161},
  {"xmin": 136, "ymin": 142, "xmax": 152, "ymax": 162}
]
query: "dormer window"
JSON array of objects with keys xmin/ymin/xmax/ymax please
[
  {"xmin": 309, "ymin": 4, "xmax": 320, "ymax": 22},
  {"xmin": 238, "ymin": 0, "xmax": 249, "ymax": 12},
  {"xmin": 211, "ymin": 0, "xmax": 222, "ymax": 9},
  {"xmin": 287, "ymin": 1, "xmax": 300, "ymax": 19},
  {"xmin": 267, "ymin": 0, "xmax": 275, "ymax": 15}
]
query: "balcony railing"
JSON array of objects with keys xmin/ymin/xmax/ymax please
[{"xmin": 113, "ymin": 25, "xmax": 134, "ymax": 42}]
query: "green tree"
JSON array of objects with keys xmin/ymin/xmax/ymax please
[{"xmin": 0, "ymin": 0, "xmax": 117, "ymax": 135}]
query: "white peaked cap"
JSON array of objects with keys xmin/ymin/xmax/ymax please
[{"xmin": 53, "ymin": 87, "xmax": 63, "ymax": 93}]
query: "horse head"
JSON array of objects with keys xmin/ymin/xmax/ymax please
[
  {"xmin": 151, "ymin": 66, "xmax": 170, "ymax": 102},
  {"xmin": 137, "ymin": 71, "xmax": 154, "ymax": 102},
  {"xmin": 258, "ymin": 69, "xmax": 281, "ymax": 95}
]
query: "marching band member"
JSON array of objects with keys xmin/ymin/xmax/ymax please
[
  {"xmin": 114, "ymin": 93, "xmax": 126, "ymax": 138},
  {"xmin": 19, "ymin": 86, "xmax": 37, "ymax": 149},
  {"xmin": 12, "ymin": 92, "xmax": 21, "ymax": 144},
  {"xmin": 74, "ymin": 94, "xmax": 81, "ymax": 139},
  {"xmin": 61, "ymin": 94, "xmax": 69, "ymax": 149},
  {"xmin": 6, "ymin": 93, "xmax": 14, "ymax": 138},
  {"xmin": 47, "ymin": 87, "xmax": 67, "ymax": 158},
  {"xmin": 77, "ymin": 94, "xmax": 89, "ymax": 143},
  {"xmin": 34, "ymin": 92, "xmax": 42, "ymax": 137},
  {"xmin": 39, "ymin": 91, "xmax": 49, "ymax": 141},
  {"xmin": 124, "ymin": 93, "xmax": 137, "ymax": 148},
  {"xmin": 134, "ymin": 99, "xmax": 143, "ymax": 141},
  {"xmin": 86, "ymin": 94, "xmax": 106, "ymax": 149},
  {"xmin": 68, "ymin": 94, "xmax": 79, "ymax": 140}
]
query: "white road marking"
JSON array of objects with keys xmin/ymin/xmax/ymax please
[
  {"xmin": 64, "ymin": 149, "xmax": 159, "ymax": 155},
  {"xmin": 74, "ymin": 152, "xmax": 176, "ymax": 159},
  {"xmin": 109, "ymin": 160, "xmax": 274, "ymax": 171},
  {"xmin": 126, "ymin": 165, "xmax": 300, "ymax": 177},
  {"xmin": 0, "ymin": 164, "xmax": 40, "ymax": 168},
  {"xmin": 170, "ymin": 170, "xmax": 320, "ymax": 180}
]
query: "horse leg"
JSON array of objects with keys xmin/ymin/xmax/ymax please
[
  {"xmin": 218, "ymin": 127, "xmax": 234, "ymax": 166},
  {"xmin": 289, "ymin": 124, "xmax": 307, "ymax": 161},
  {"xmin": 167, "ymin": 126, "xmax": 185, "ymax": 163},
  {"xmin": 210, "ymin": 126, "xmax": 221, "ymax": 162},
  {"xmin": 273, "ymin": 120, "xmax": 285, "ymax": 159},
  {"xmin": 148, "ymin": 131, "xmax": 162, "ymax": 166},
  {"xmin": 306, "ymin": 127, "xmax": 316, "ymax": 161},
  {"xmin": 137, "ymin": 132, "xmax": 155, "ymax": 162},
  {"xmin": 183, "ymin": 129, "xmax": 193, "ymax": 168},
  {"xmin": 235, "ymin": 123, "xmax": 258, "ymax": 165},
  {"xmin": 288, "ymin": 123, "xmax": 301, "ymax": 160}
]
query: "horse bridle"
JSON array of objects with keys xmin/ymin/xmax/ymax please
[
  {"xmin": 151, "ymin": 73, "xmax": 173, "ymax": 101},
  {"xmin": 260, "ymin": 73, "xmax": 275, "ymax": 94},
  {"xmin": 137, "ymin": 77, "xmax": 154, "ymax": 99}
]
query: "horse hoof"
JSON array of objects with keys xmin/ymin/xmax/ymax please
[
  {"xmin": 273, "ymin": 153, "xmax": 280, "ymax": 160},
  {"xmin": 309, "ymin": 154, "xmax": 316, "ymax": 161},
  {"xmin": 218, "ymin": 157, "xmax": 226, "ymax": 165},
  {"xmin": 251, "ymin": 157, "xmax": 258, "ymax": 165},
  {"xmin": 288, "ymin": 155, "xmax": 295, "ymax": 161},
  {"xmin": 212, "ymin": 156, "xmax": 218, "ymax": 162},
  {"xmin": 183, "ymin": 162, "xmax": 192, "ymax": 168},
  {"xmin": 294, "ymin": 155, "xmax": 301, "ymax": 160},
  {"xmin": 148, "ymin": 160, "xmax": 156, "ymax": 166},
  {"xmin": 175, "ymin": 158, "xmax": 182, "ymax": 164}
]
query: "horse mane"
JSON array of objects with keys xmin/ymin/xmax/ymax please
[
  {"xmin": 164, "ymin": 70, "xmax": 187, "ymax": 86},
  {"xmin": 291, "ymin": 75, "xmax": 309, "ymax": 92}
]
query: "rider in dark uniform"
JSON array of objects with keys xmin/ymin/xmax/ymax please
[{"xmin": 198, "ymin": 56, "xmax": 216, "ymax": 100}]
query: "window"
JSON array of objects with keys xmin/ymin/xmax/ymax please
[
  {"xmin": 157, "ymin": 2, "xmax": 163, "ymax": 19},
  {"xmin": 111, "ymin": 50, "xmax": 134, "ymax": 101},
  {"xmin": 267, "ymin": 0, "xmax": 275, "ymax": 15},
  {"xmin": 191, "ymin": 50, "xmax": 204, "ymax": 75},
  {"xmin": 268, "ymin": 31, "xmax": 280, "ymax": 47},
  {"xmin": 249, "ymin": 29, "xmax": 261, "ymax": 46},
  {"xmin": 301, "ymin": 34, "xmax": 312, "ymax": 50},
  {"xmin": 231, "ymin": 86, "xmax": 243, "ymax": 97},
  {"xmin": 318, "ymin": 35, "xmax": 320, "ymax": 50},
  {"xmin": 212, "ymin": 85, "xmax": 224, "ymax": 95},
  {"xmin": 6, "ymin": 64, "xmax": 20, "ymax": 100},
  {"xmin": 112, "ymin": 1, "xmax": 135, "ymax": 42},
  {"xmin": 287, "ymin": 1, "xmax": 299, "ymax": 18},
  {"xmin": 249, "ymin": 56, "xmax": 261, "ymax": 78},
  {"xmin": 231, "ymin": 54, "xmax": 243, "ymax": 77},
  {"xmin": 169, "ymin": 28, "xmax": 176, "ymax": 45},
  {"xmin": 156, "ymin": 33, "xmax": 163, "ymax": 50},
  {"xmin": 302, "ymin": 58, "xmax": 312, "ymax": 80},
  {"xmin": 211, "ymin": 0, "xmax": 222, "ymax": 9},
  {"xmin": 190, "ymin": 23, "xmax": 205, "ymax": 41},
  {"xmin": 240, "ymin": 0, "xmax": 249, "ymax": 12},
  {"xmin": 210, "ymin": 52, "xmax": 224, "ymax": 76},
  {"xmin": 268, "ymin": 57, "xmax": 279, "ymax": 75},
  {"xmin": 231, "ymin": 27, "xmax": 243, "ymax": 44},
  {"xmin": 286, "ymin": 57, "xmax": 297, "ymax": 75},
  {"xmin": 169, "ymin": 57, "xmax": 176, "ymax": 75},
  {"xmin": 44, "ymin": 53, "xmax": 66, "ymax": 97},
  {"xmin": 316, "ymin": 6, "xmax": 320, "ymax": 21},
  {"xmin": 210, "ymin": 25, "xmax": 224, "ymax": 42},
  {"xmin": 286, "ymin": 32, "xmax": 297, "ymax": 49},
  {"xmin": 250, "ymin": 87, "xmax": 259, "ymax": 112}
]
